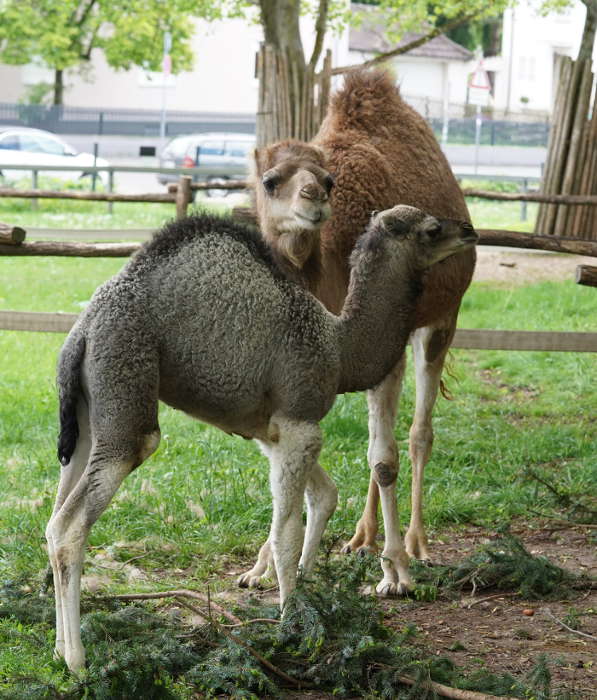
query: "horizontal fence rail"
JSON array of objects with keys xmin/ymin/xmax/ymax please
[
  {"xmin": 2, "ymin": 230, "xmax": 597, "ymax": 258},
  {"xmin": 2, "ymin": 310, "xmax": 595, "ymax": 352}
]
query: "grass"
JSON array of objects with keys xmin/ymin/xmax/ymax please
[{"xmin": 0, "ymin": 199, "xmax": 595, "ymax": 696}]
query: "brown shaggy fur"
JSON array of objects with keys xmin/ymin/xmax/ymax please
[{"xmin": 312, "ymin": 69, "xmax": 475, "ymax": 318}]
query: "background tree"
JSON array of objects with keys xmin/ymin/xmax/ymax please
[{"xmin": 0, "ymin": 0, "xmax": 213, "ymax": 105}]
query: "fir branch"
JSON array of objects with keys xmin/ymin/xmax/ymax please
[
  {"xmin": 398, "ymin": 674, "xmax": 521, "ymax": 700},
  {"xmin": 97, "ymin": 589, "xmax": 242, "ymax": 624},
  {"xmin": 542, "ymin": 607, "xmax": 597, "ymax": 641}
]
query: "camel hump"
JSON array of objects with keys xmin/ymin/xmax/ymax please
[{"xmin": 325, "ymin": 69, "xmax": 404, "ymax": 133}]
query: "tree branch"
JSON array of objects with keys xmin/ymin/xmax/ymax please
[
  {"xmin": 331, "ymin": 12, "xmax": 482, "ymax": 76},
  {"xmin": 308, "ymin": 0, "xmax": 329, "ymax": 70}
]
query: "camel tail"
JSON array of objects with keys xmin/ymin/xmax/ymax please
[
  {"xmin": 57, "ymin": 331, "xmax": 86, "ymax": 466},
  {"xmin": 327, "ymin": 68, "xmax": 403, "ymax": 132}
]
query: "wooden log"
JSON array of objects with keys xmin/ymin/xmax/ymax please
[
  {"xmin": 2, "ymin": 309, "xmax": 596, "ymax": 352},
  {"xmin": 451, "ymin": 329, "xmax": 597, "ymax": 352},
  {"xmin": 167, "ymin": 180, "xmax": 248, "ymax": 194},
  {"xmin": 555, "ymin": 59, "xmax": 594, "ymax": 236},
  {"xmin": 0, "ymin": 188, "xmax": 175, "ymax": 204},
  {"xmin": 477, "ymin": 229, "xmax": 597, "ymax": 257},
  {"xmin": 540, "ymin": 56, "xmax": 575, "ymax": 234},
  {"xmin": 575, "ymin": 265, "xmax": 597, "ymax": 287},
  {"xmin": 462, "ymin": 190, "xmax": 597, "ymax": 205},
  {"xmin": 0, "ymin": 241, "xmax": 140, "ymax": 257},
  {"xmin": 0, "ymin": 223, "xmax": 26, "ymax": 244},
  {"xmin": 175, "ymin": 175, "xmax": 193, "ymax": 219}
]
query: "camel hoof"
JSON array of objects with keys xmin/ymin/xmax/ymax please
[
  {"xmin": 415, "ymin": 557, "xmax": 435, "ymax": 568},
  {"xmin": 375, "ymin": 580, "xmax": 411, "ymax": 597},
  {"xmin": 340, "ymin": 543, "xmax": 355, "ymax": 555},
  {"xmin": 237, "ymin": 573, "xmax": 264, "ymax": 589},
  {"xmin": 357, "ymin": 545, "xmax": 376, "ymax": 557}
]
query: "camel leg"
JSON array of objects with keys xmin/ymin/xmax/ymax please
[
  {"xmin": 46, "ymin": 400, "xmax": 91, "ymax": 660},
  {"xmin": 405, "ymin": 321, "xmax": 455, "ymax": 561},
  {"xmin": 46, "ymin": 430, "xmax": 160, "ymax": 672},
  {"xmin": 238, "ymin": 460, "xmax": 335, "ymax": 588},
  {"xmin": 267, "ymin": 418, "xmax": 322, "ymax": 607},
  {"xmin": 299, "ymin": 463, "xmax": 338, "ymax": 574},
  {"xmin": 237, "ymin": 528, "xmax": 275, "ymax": 588},
  {"xmin": 342, "ymin": 355, "xmax": 406, "ymax": 557}
]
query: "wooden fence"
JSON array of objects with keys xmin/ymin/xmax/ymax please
[{"xmin": 1, "ymin": 178, "xmax": 596, "ymax": 351}]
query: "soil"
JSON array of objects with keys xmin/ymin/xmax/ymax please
[
  {"xmin": 472, "ymin": 248, "xmax": 596, "ymax": 286},
  {"xmin": 223, "ymin": 522, "xmax": 596, "ymax": 699}
]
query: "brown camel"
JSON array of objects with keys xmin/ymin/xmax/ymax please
[{"xmin": 244, "ymin": 69, "xmax": 476, "ymax": 596}]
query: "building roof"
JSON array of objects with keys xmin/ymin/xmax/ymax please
[{"xmin": 349, "ymin": 4, "xmax": 474, "ymax": 62}]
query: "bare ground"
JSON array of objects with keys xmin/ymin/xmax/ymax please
[
  {"xmin": 473, "ymin": 248, "xmax": 596, "ymax": 286},
  {"xmin": 225, "ymin": 522, "xmax": 596, "ymax": 699}
]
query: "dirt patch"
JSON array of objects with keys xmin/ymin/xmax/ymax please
[
  {"xmin": 473, "ymin": 248, "xmax": 596, "ymax": 285},
  {"xmin": 224, "ymin": 522, "xmax": 596, "ymax": 698}
]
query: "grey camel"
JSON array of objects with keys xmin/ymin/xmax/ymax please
[{"xmin": 46, "ymin": 207, "xmax": 477, "ymax": 672}]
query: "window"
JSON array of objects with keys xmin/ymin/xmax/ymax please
[
  {"xmin": 0, "ymin": 133, "xmax": 19, "ymax": 150},
  {"xmin": 226, "ymin": 140, "xmax": 253, "ymax": 158},
  {"xmin": 197, "ymin": 141, "xmax": 225, "ymax": 156},
  {"xmin": 32, "ymin": 134, "xmax": 67, "ymax": 155}
]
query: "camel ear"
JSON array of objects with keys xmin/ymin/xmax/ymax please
[
  {"xmin": 253, "ymin": 148, "xmax": 265, "ymax": 174},
  {"xmin": 382, "ymin": 214, "xmax": 410, "ymax": 237}
]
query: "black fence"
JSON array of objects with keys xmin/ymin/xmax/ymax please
[
  {"xmin": 0, "ymin": 102, "xmax": 550, "ymax": 147},
  {"xmin": 0, "ymin": 103, "xmax": 256, "ymax": 138}
]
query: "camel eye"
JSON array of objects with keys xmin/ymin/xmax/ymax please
[
  {"xmin": 262, "ymin": 173, "xmax": 280, "ymax": 195},
  {"xmin": 324, "ymin": 174, "xmax": 334, "ymax": 194}
]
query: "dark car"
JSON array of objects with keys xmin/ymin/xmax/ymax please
[{"xmin": 158, "ymin": 132, "xmax": 255, "ymax": 196}]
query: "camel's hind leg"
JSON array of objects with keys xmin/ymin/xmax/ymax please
[
  {"xmin": 404, "ymin": 319, "xmax": 456, "ymax": 562},
  {"xmin": 46, "ymin": 428, "xmax": 160, "ymax": 672},
  {"xmin": 46, "ymin": 399, "xmax": 91, "ymax": 661}
]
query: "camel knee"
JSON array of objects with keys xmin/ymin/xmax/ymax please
[{"xmin": 373, "ymin": 461, "xmax": 397, "ymax": 487}]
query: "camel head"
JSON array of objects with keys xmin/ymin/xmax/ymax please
[
  {"xmin": 252, "ymin": 140, "xmax": 334, "ymax": 269},
  {"xmin": 354, "ymin": 205, "xmax": 478, "ymax": 270}
]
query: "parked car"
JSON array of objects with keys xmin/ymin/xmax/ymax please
[
  {"xmin": 157, "ymin": 132, "xmax": 255, "ymax": 196},
  {"xmin": 0, "ymin": 126, "xmax": 110, "ymax": 184}
]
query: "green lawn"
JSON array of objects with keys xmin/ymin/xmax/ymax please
[{"xmin": 0, "ymin": 200, "xmax": 595, "ymax": 696}]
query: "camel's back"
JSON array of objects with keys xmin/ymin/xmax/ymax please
[
  {"xmin": 80, "ymin": 214, "xmax": 339, "ymax": 430},
  {"xmin": 314, "ymin": 69, "xmax": 474, "ymax": 322}
]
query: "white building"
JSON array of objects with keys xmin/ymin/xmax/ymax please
[{"xmin": 0, "ymin": 1, "xmax": 594, "ymax": 118}]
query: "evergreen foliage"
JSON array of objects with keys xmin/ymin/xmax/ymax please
[
  {"xmin": 411, "ymin": 530, "xmax": 591, "ymax": 600},
  {"xmin": 0, "ymin": 539, "xmax": 591, "ymax": 698}
]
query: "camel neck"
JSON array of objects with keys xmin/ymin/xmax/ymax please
[{"xmin": 336, "ymin": 250, "xmax": 422, "ymax": 394}]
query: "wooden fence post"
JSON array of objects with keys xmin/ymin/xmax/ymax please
[
  {"xmin": 175, "ymin": 176, "xmax": 193, "ymax": 219},
  {"xmin": 575, "ymin": 265, "xmax": 597, "ymax": 287}
]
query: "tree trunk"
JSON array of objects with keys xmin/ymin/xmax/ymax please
[
  {"xmin": 256, "ymin": 0, "xmax": 330, "ymax": 145},
  {"xmin": 53, "ymin": 69, "xmax": 64, "ymax": 105}
]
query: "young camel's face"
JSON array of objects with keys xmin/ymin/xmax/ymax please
[
  {"xmin": 253, "ymin": 142, "xmax": 334, "ymax": 269},
  {"xmin": 363, "ymin": 205, "xmax": 478, "ymax": 268}
]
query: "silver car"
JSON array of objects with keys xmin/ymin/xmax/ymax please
[
  {"xmin": 0, "ymin": 126, "xmax": 110, "ymax": 184},
  {"xmin": 158, "ymin": 132, "xmax": 255, "ymax": 196}
]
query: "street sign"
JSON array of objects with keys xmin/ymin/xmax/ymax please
[{"xmin": 469, "ymin": 63, "xmax": 491, "ymax": 107}]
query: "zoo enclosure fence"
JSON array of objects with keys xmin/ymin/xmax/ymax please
[
  {"xmin": 1, "ymin": 168, "xmax": 596, "ymax": 352},
  {"xmin": 0, "ymin": 100, "xmax": 551, "ymax": 148}
]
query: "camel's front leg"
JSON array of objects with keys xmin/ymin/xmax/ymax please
[
  {"xmin": 405, "ymin": 323, "xmax": 455, "ymax": 562},
  {"xmin": 268, "ymin": 419, "xmax": 322, "ymax": 607},
  {"xmin": 299, "ymin": 463, "xmax": 337, "ymax": 574}
]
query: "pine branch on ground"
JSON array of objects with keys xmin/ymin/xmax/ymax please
[{"xmin": 0, "ymin": 538, "xmax": 590, "ymax": 699}]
